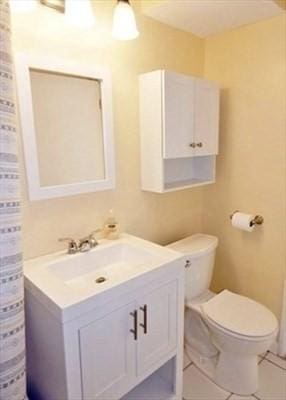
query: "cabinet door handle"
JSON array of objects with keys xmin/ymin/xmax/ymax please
[
  {"xmin": 196, "ymin": 142, "xmax": 203, "ymax": 147},
  {"xmin": 139, "ymin": 305, "xmax": 147, "ymax": 334},
  {"xmin": 130, "ymin": 310, "xmax": 138, "ymax": 340},
  {"xmin": 189, "ymin": 142, "xmax": 196, "ymax": 148}
]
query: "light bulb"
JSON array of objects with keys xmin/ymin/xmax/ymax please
[
  {"xmin": 112, "ymin": 0, "xmax": 139, "ymax": 41},
  {"xmin": 10, "ymin": 0, "xmax": 37, "ymax": 13},
  {"xmin": 65, "ymin": 0, "xmax": 95, "ymax": 29}
]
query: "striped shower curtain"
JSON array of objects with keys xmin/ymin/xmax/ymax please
[{"xmin": 0, "ymin": 1, "xmax": 26, "ymax": 399}]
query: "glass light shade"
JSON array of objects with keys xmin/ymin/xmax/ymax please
[
  {"xmin": 112, "ymin": 0, "xmax": 139, "ymax": 41},
  {"xmin": 65, "ymin": 0, "xmax": 95, "ymax": 29},
  {"xmin": 10, "ymin": 0, "xmax": 37, "ymax": 13}
]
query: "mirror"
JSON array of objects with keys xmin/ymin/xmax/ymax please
[
  {"xmin": 15, "ymin": 54, "xmax": 115, "ymax": 200},
  {"xmin": 30, "ymin": 69, "xmax": 105, "ymax": 186}
]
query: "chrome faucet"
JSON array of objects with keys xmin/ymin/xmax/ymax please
[
  {"xmin": 59, "ymin": 229, "xmax": 101, "ymax": 254},
  {"xmin": 58, "ymin": 237, "xmax": 79, "ymax": 254},
  {"xmin": 78, "ymin": 230, "xmax": 100, "ymax": 253}
]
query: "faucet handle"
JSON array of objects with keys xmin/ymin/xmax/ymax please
[
  {"xmin": 79, "ymin": 229, "xmax": 101, "ymax": 250},
  {"xmin": 87, "ymin": 229, "xmax": 101, "ymax": 247},
  {"xmin": 58, "ymin": 237, "xmax": 78, "ymax": 254},
  {"xmin": 58, "ymin": 237, "xmax": 75, "ymax": 242}
]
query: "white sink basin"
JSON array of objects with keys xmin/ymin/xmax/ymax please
[
  {"xmin": 24, "ymin": 234, "xmax": 183, "ymax": 322},
  {"xmin": 47, "ymin": 242, "xmax": 162, "ymax": 288}
]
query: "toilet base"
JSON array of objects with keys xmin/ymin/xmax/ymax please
[
  {"xmin": 215, "ymin": 350, "xmax": 258, "ymax": 395},
  {"xmin": 185, "ymin": 343, "xmax": 217, "ymax": 377},
  {"xmin": 185, "ymin": 343, "xmax": 258, "ymax": 396}
]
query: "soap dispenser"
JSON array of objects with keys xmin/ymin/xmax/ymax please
[{"xmin": 103, "ymin": 209, "xmax": 120, "ymax": 240}]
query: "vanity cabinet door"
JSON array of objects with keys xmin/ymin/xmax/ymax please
[
  {"xmin": 194, "ymin": 79, "xmax": 219, "ymax": 156},
  {"xmin": 136, "ymin": 280, "xmax": 177, "ymax": 375},
  {"xmin": 79, "ymin": 302, "xmax": 136, "ymax": 400},
  {"xmin": 163, "ymin": 72, "xmax": 195, "ymax": 159}
]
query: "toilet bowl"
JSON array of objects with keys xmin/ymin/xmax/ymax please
[
  {"xmin": 202, "ymin": 289, "xmax": 277, "ymax": 394},
  {"xmin": 167, "ymin": 234, "xmax": 278, "ymax": 395}
]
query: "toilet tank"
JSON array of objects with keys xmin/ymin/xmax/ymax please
[{"xmin": 167, "ymin": 234, "xmax": 218, "ymax": 301}]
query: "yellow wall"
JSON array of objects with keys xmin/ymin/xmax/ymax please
[
  {"xmin": 12, "ymin": 2, "xmax": 285, "ymax": 318},
  {"xmin": 203, "ymin": 15, "xmax": 286, "ymax": 317},
  {"xmin": 11, "ymin": 0, "xmax": 205, "ymax": 260}
]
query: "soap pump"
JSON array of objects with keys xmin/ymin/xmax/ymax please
[{"xmin": 103, "ymin": 209, "xmax": 120, "ymax": 240}]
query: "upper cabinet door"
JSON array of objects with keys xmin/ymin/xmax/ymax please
[
  {"xmin": 137, "ymin": 280, "xmax": 177, "ymax": 375},
  {"xmin": 194, "ymin": 79, "xmax": 219, "ymax": 156},
  {"xmin": 163, "ymin": 72, "xmax": 195, "ymax": 159}
]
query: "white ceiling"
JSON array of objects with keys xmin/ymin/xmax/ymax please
[{"xmin": 142, "ymin": 0, "xmax": 284, "ymax": 38}]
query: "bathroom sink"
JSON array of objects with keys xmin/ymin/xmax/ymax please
[
  {"xmin": 24, "ymin": 233, "xmax": 183, "ymax": 322},
  {"xmin": 47, "ymin": 242, "xmax": 162, "ymax": 289}
]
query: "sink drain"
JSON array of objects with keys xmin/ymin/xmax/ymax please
[{"xmin": 95, "ymin": 276, "xmax": 107, "ymax": 284}]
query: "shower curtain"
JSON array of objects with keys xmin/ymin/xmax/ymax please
[{"xmin": 0, "ymin": 1, "xmax": 26, "ymax": 399}]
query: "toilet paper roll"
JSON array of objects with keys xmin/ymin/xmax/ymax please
[{"xmin": 231, "ymin": 212, "xmax": 254, "ymax": 232}]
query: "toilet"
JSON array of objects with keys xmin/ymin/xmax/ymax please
[{"xmin": 167, "ymin": 234, "xmax": 278, "ymax": 395}]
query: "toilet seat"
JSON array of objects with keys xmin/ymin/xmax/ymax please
[{"xmin": 202, "ymin": 290, "xmax": 278, "ymax": 339}]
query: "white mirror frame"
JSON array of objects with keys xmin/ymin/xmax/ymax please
[{"xmin": 15, "ymin": 53, "xmax": 115, "ymax": 201}]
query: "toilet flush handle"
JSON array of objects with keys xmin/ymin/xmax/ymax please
[{"xmin": 185, "ymin": 260, "xmax": 191, "ymax": 268}]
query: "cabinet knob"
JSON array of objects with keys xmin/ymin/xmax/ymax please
[
  {"xmin": 189, "ymin": 142, "xmax": 196, "ymax": 148},
  {"xmin": 196, "ymin": 142, "xmax": 203, "ymax": 147}
]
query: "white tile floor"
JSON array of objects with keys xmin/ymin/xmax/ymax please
[{"xmin": 183, "ymin": 351, "xmax": 286, "ymax": 400}]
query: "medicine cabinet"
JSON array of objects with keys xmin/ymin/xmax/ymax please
[
  {"xmin": 139, "ymin": 70, "xmax": 220, "ymax": 192},
  {"xmin": 15, "ymin": 53, "xmax": 115, "ymax": 200}
]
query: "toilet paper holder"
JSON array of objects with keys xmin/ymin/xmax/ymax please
[{"xmin": 230, "ymin": 211, "xmax": 264, "ymax": 227}]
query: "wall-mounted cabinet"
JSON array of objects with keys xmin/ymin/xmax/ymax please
[{"xmin": 139, "ymin": 70, "xmax": 220, "ymax": 193}]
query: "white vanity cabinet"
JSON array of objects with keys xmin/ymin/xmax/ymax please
[
  {"xmin": 140, "ymin": 70, "xmax": 220, "ymax": 192},
  {"xmin": 136, "ymin": 280, "xmax": 177, "ymax": 375},
  {"xmin": 79, "ymin": 302, "xmax": 136, "ymax": 400},
  {"xmin": 24, "ymin": 237, "xmax": 184, "ymax": 400},
  {"xmin": 80, "ymin": 280, "xmax": 178, "ymax": 399}
]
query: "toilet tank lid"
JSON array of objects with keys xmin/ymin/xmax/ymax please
[{"xmin": 166, "ymin": 234, "xmax": 218, "ymax": 257}]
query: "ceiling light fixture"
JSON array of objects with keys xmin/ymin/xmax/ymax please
[
  {"xmin": 112, "ymin": 0, "xmax": 139, "ymax": 41},
  {"xmin": 40, "ymin": 0, "xmax": 64, "ymax": 13}
]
